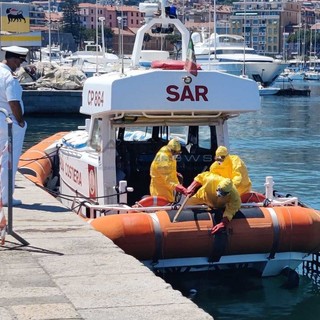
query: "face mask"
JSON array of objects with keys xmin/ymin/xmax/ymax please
[
  {"xmin": 216, "ymin": 188, "xmax": 229, "ymax": 198},
  {"xmin": 215, "ymin": 156, "xmax": 226, "ymax": 165}
]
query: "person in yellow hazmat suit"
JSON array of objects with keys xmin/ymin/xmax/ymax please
[
  {"xmin": 186, "ymin": 172, "xmax": 241, "ymax": 234},
  {"xmin": 209, "ymin": 146, "xmax": 252, "ymax": 196},
  {"xmin": 150, "ymin": 138, "xmax": 187, "ymax": 203}
]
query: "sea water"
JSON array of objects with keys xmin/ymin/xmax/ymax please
[{"xmin": 23, "ymin": 80, "xmax": 320, "ymax": 319}]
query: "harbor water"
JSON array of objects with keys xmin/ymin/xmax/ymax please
[{"xmin": 23, "ymin": 80, "xmax": 320, "ymax": 320}]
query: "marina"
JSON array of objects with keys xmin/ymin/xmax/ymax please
[
  {"xmin": 16, "ymin": 0, "xmax": 320, "ymax": 283},
  {"xmin": 11, "ymin": 80, "xmax": 320, "ymax": 320},
  {"xmin": 11, "ymin": 79, "xmax": 320, "ymax": 320},
  {"xmin": 2, "ymin": 1, "xmax": 320, "ymax": 319}
]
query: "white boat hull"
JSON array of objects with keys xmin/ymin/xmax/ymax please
[{"xmin": 198, "ymin": 60, "xmax": 286, "ymax": 86}]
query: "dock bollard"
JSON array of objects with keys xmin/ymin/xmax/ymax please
[{"xmin": 264, "ymin": 176, "xmax": 274, "ymax": 200}]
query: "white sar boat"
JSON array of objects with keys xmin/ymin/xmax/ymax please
[{"xmin": 19, "ymin": 0, "xmax": 320, "ymax": 281}]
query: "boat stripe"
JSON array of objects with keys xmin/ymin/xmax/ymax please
[
  {"xmin": 266, "ymin": 208, "xmax": 280, "ymax": 259},
  {"xmin": 149, "ymin": 212, "xmax": 162, "ymax": 263}
]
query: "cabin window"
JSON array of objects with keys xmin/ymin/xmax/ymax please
[
  {"xmin": 198, "ymin": 126, "xmax": 211, "ymax": 149},
  {"xmin": 89, "ymin": 118, "xmax": 102, "ymax": 152},
  {"xmin": 122, "ymin": 127, "xmax": 153, "ymax": 141}
]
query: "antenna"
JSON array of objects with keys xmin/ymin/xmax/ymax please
[
  {"xmin": 48, "ymin": 0, "xmax": 51, "ymax": 64},
  {"xmin": 242, "ymin": 0, "xmax": 246, "ymax": 76}
]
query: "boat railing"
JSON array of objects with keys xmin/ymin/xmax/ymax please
[
  {"xmin": 73, "ymin": 197, "xmax": 299, "ymax": 220},
  {"xmin": 242, "ymin": 197, "xmax": 298, "ymax": 208},
  {"xmin": 75, "ymin": 197, "xmax": 299, "ymax": 220},
  {"xmin": 73, "ymin": 198, "xmax": 209, "ymax": 219},
  {"xmin": 72, "ymin": 176, "xmax": 299, "ymax": 219},
  {"xmin": 109, "ymin": 111, "xmax": 240, "ymax": 122}
]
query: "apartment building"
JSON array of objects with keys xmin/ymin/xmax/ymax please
[
  {"xmin": 78, "ymin": 3, "xmax": 144, "ymax": 30},
  {"xmin": 230, "ymin": 0, "xmax": 301, "ymax": 56}
]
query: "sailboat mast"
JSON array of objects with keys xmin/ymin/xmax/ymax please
[
  {"xmin": 242, "ymin": 0, "xmax": 246, "ymax": 76},
  {"xmin": 48, "ymin": 0, "xmax": 51, "ymax": 63},
  {"xmin": 96, "ymin": 0, "xmax": 99, "ymax": 74},
  {"xmin": 213, "ymin": 0, "xmax": 217, "ymax": 61}
]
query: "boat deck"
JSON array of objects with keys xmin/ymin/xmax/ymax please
[{"xmin": 0, "ymin": 173, "xmax": 212, "ymax": 320}]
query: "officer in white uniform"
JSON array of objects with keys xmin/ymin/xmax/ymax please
[{"xmin": 0, "ymin": 46, "xmax": 28, "ymax": 206}]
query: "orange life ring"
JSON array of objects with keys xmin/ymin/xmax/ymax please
[{"xmin": 137, "ymin": 196, "xmax": 170, "ymax": 207}]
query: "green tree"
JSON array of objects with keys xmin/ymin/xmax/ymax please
[
  {"xmin": 81, "ymin": 27, "xmax": 114, "ymax": 50},
  {"xmin": 61, "ymin": 0, "xmax": 84, "ymax": 48},
  {"xmin": 166, "ymin": 34, "xmax": 182, "ymax": 59}
]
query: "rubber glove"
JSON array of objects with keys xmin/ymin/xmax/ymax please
[
  {"xmin": 175, "ymin": 184, "xmax": 188, "ymax": 195},
  {"xmin": 186, "ymin": 180, "xmax": 202, "ymax": 196},
  {"xmin": 211, "ymin": 217, "xmax": 229, "ymax": 235}
]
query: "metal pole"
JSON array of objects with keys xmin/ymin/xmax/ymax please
[
  {"xmin": 99, "ymin": 17, "xmax": 106, "ymax": 59},
  {"xmin": 0, "ymin": 108, "xmax": 29, "ymax": 245},
  {"xmin": 48, "ymin": 0, "xmax": 51, "ymax": 64},
  {"xmin": 96, "ymin": 0, "xmax": 99, "ymax": 74}
]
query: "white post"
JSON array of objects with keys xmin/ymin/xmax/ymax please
[
  {"xmin": 264, "ymin": 176, "xmax": 274, "ymax": 200},
  {"xmin": 99, "ymin": 17, "xmax": 106, "ymax": 59},
  {"xmin": 118, "ymin": 180, "xmax": 127, "ymax": 204}
]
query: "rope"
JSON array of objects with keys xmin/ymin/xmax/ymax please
[{"xmin": 34, "ymin": 182, "xmax": 128, "ymax": 202}]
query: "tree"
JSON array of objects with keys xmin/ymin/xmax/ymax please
[
  {"xmin": 82, "ymin": 27, "xmax": 114, "ymax": 50},
  {"xmin": 166, "ymin": 34, "xmax": 182, "ymax": 59},
  {"xmin": 61, "ymin": 0, "xmax": 84, "ymax": 48}
]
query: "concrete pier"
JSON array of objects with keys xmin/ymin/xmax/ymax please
[
  {"xmin": 0, "ymin": 173, "xmax": 213, "ymax": 320},
  {"xmin": 23, "ymin": 90, "xmax": 82, "ymax": 114}
]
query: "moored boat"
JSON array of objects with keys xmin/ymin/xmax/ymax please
[
  {"xmin": 193, "ymin": 31, "xmax": 287, "ymax": 86},
  {"xmin": 258, "ymin": 82, "xmax": 280, "ymax": 96},
  {"xmin": 18, "ymin": 0, "xmax": 320, "ymax": 280}
]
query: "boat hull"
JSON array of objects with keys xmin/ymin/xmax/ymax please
[
  {"xmin": 18, "ymin": 132, "xmax": 67, "ymax": 186},
  {"xmin": 197, "ymin": 59, "xmax": 286, "ymax": 86},
  {"xmin": 90, "ymin": 206, "xmax": 320, "ymax": 274}
]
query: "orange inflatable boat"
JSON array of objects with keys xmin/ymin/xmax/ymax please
[
  {"xmin": 90, "ymin": 204, "xmax": 320, "ymax": 276},
  {"xmin": 18, "ymin": 132, "xmax": 67, "ymax": 187}
]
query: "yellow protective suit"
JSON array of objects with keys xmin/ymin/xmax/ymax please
[
  {"xmin": 150, "ymin": 145, "xmax": 179, "ymax": 202},
  {"xmin": 187, "ymin": 172, "xmax": 241, "ymax": 221},
  {"xmin": 209, "ymin": 154, "xmax": 251, "ymax": 195}
]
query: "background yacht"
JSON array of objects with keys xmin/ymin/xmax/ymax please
[
  {"xmin": 193, "ymin": 32, "xmax": 287, "ymax": 86},
  {"xmin": 66, "ymin": 41, "xmax": 119, "ymax": 77}
]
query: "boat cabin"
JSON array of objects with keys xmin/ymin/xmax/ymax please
[
  {"xmin": 70, "ymin": 69, "xmax": 260, "ymax": 207},
  {"xmin": 115, "ymin": 122, "xmax": 218, "ymax": 204},
  {"xmin": 57, "ymin": 1, "xmax": 260, "ymax": 210}
]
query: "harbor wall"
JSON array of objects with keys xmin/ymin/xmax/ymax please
[{"xmin": 23, "ymin": 90, "xmax": 82, "ymax": 114}]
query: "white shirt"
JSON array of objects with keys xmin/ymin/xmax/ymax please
[{"xmin": 0, "ymin": 63, "xmax": 24, "ymax": 122}]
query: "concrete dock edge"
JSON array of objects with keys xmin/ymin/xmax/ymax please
[{"xmin": 0, "ymin": 173, "xmax": 213, "ymax": 320}]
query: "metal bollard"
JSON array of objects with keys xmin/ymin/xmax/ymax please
[
  {"xmin": 264, "ymin": 176, "xmax": 274, "ymax": 200},
  {"xmin": 0, "ymin": 108, "xmax": 29, "ymax": 245}
]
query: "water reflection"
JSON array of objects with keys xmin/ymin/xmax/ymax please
[
  {"xmin": 228, "ymin": 93, "xmax": 320, "ymax": 209},
  {"xmin": 161, "ymin": 269, "xmax": 320, "ymax": 320}
]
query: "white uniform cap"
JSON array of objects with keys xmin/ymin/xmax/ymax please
[
  {"xmin": 2, "ymin": 46, "xmax": 29, "ymax": 61},
  {"xmin": 2, "ymin": 46, "xmax": 29, "ymax": 55}
]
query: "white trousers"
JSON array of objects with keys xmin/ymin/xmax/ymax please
[{"xmin": 0, "ymin": 118, "xmax": 27, "ymax": 204}]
